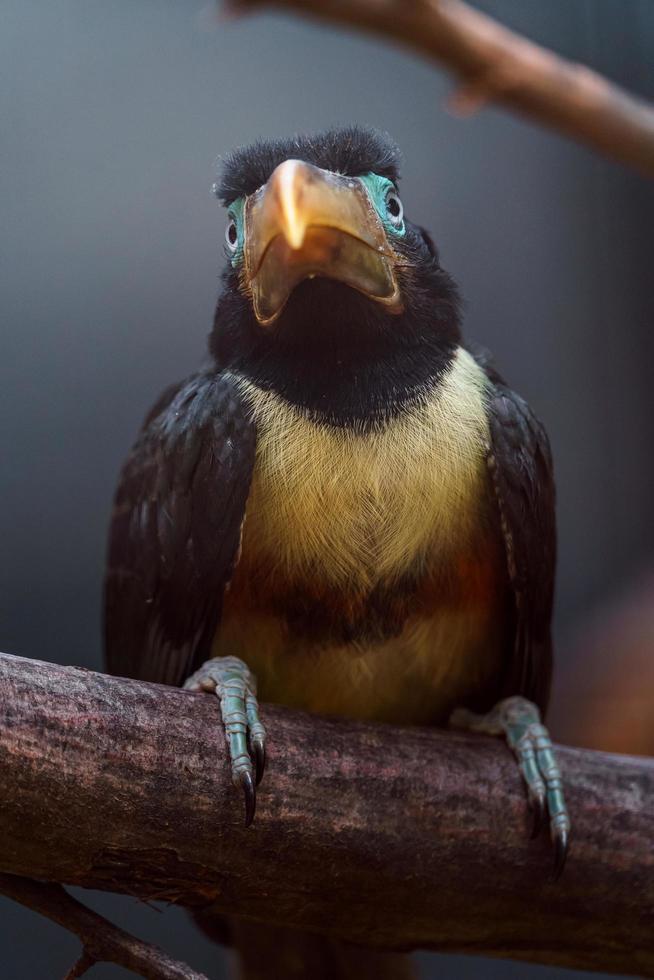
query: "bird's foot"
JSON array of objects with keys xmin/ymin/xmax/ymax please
[
  {"xmin": 184, "ymin": 656, "xmax": 266, "ymax": 827},
  {"xmin": 449, "ymin": 696, "xmax": 570, "ymax": 879}
]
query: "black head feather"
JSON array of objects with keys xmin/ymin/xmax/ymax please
[
  {"xmin": 218, "ymin": 126, "xmax": 401, "ymax": 205},
  {"xmin": 211, "ymin": 128, "xmax": 462, "ymax": 427},
  {"xmin": 211, "ymin": 220, "xmax": 462, "ymax": 426}
]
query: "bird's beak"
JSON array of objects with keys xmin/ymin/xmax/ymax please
[{"xmin": 243, "ymin": 159, "xmax": 403, "ymax": 325}]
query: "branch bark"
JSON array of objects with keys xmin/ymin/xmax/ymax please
[
  {"xmin": 231, "ymin": 0, "xmax": 654, "ymax": 178},
  {"xmin": 1, "ymin": 651, "xmax": 653, "ymax": 977},
  {"xmin": 0, "ymin": 873, "xmax": 209, "ymax": 980}
]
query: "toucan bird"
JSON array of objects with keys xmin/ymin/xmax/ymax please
[{"xmin": 104, "ymin": 128, "xmax": 569, "ymax": 891}]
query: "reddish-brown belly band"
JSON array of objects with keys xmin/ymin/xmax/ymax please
[{"xmin": 216, "ymin": 527, "xmax": 507, "ymax": 725}]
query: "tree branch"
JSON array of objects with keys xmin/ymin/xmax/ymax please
[
  {"xmin": 0, "ymin": 873, "xmax": 209, "ymax": 980},
  {"xmin": 1, "ymin": 651, "xmax": 653, "ymax": 976},
  {"xmin": 230, "ymin": 0, "xmax": 654, "ymax": 177}
]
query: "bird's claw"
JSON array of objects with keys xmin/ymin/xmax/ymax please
[
  {"xmin": 553, "ymin": 827, "xmax": 569, "ymax": 882},
  {"xmin": 239, "ymin": 770, "xmax": 256, "ymax": 828},
  {"xmin": 528, "ymin": 788, "xmax": 546, "ymax": 840},
  {"xmin": 252, "ymin": 737, "xmax": 266, "ymax": 787},
  {"xmin": 450, "ymin": 696, "xmax": 570, "ymax": 877},
  {"xmin": 184, "ymin": 656, "xmax": 267, "ymax": 827}
]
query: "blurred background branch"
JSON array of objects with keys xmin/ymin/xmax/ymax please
[
  {"xmin": 0, "ymin": 874, "xmax": 209, "ymax": 980},
  {"xmin": 551, "ymin": 565, "xmax": 654, "ymax": 757},
  {"xmin": 1, "ymin": 652, "xmax": 653, "ymax": 978},
  {"xmin": 231, "ymin": 0, "xmax": 654, "ymax": 176}
]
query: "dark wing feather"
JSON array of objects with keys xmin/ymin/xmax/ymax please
[
  {"xmin": 104, "ymin": 371, "xmax": 256, "ymax": 687},
  {"xmin": 477, "ymin": 351, "xmax": 556, "ymax": 715}
]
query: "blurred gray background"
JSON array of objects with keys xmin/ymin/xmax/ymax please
[{"xmin": 1, "ymin": 0, "xmax": 653, "ymax": 977}]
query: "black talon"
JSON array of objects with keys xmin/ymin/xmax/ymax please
[
  {"xmin": 552, "ymin": 828, "xmax": 569, "ymax": 881},
  {"xmin": 253, "ymin": 739, "xmax": 266, "ymax": 786},
  {"xmin": 240, "ymin": 770, "xmax": 256, "ymax": 827},
  {"xmin": 528, "ymin": 792, "xmax": 546, "ymax": 839}
]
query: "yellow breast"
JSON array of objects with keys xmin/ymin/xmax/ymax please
[
  {"xmin": 217, "ymin": 349, "xmax": 504, "ymax": 723},
  {"xmin": 232, "ymin": 347, "xmax": 491, "ymax": 591}
]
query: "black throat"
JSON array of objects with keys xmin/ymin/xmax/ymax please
[{"xmin": 210, "ymin": 261, "xmax": 462, "ymax": 428}]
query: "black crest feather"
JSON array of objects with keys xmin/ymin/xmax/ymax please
[{"xmin": 217, "ymin": 126, "xmax": 402, "ymax": 205}]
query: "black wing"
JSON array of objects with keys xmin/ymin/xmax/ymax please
[
  {"xmin": 476, "ymin": 347, "xmax": 556, "ymax": 715},
  {"xmin": 104, "ymin": 371, "xmax": 256, "ymax": 687}
]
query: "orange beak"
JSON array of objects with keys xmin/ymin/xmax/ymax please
[{"xmin": 243, "ymin": 159, "xmax": 402, "ymax": 325}]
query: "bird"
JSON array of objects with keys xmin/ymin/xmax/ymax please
[{"xmin": 104, "ymin": 126, "xmax": 569, "ymax": 974}]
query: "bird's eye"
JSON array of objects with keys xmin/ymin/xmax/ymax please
[
  {"xmin": 225, "ymin": 218, "xmax": 239, "ymax": 252},
  {"xmin": 386, "ymin": 190, "xmax": 404, "ymax": 228}
]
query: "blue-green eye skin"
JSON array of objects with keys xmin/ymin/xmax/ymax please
[
  {"xmin": 358, "ymin": 173, "xmax": 406, "ymax": 238},
  {"xmin": 224, "ymin": 197, "xmax": 245, "ymax": 266}
]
